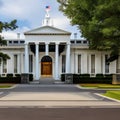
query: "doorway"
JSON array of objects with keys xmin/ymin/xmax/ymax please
[{"xmin": 41, "ymin": 56, "xmax": 52, "ymax": 77}]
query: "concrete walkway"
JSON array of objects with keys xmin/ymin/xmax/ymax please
[{"xmin": 0, "ymin": 83, "xmax": 120, "ymax": 107}]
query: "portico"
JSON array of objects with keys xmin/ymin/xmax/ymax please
[{"xmin": 24, "ymin": 26, "xmax": 71, "ymax": 80}]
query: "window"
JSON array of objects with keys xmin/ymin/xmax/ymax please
[
  {"xmin": 14, "ymin": 55, "xmax": 18, "ymax": 73},
  {"xmin": 70, "ymin": 41, "xmax": 75, "ymax": 44},
  {"xmin": 78, "ymin": 55, "xmax": 81, "ymax": 73},
  {"xmin": 9, "ymin": 41, "xmax": 12, "ymax": 44},
  {"xmin": 76, "ymin": 41, "xmax": 81, "ymax": 44},
  {"xmin": 3, "ymin": 60, "xmax": 7, "ymax": 73},
  {"xmin": 29, "ymin": 55, "xmax": 33, "ymax": 73},
  {"xmin": 105, "ymin": 55, "xmax": 109, "ymax": 73},
  {"xmin": 83, "ymin": 41, "xmax": 87, "ymax": 44},
  {"xmin": 13, "ymin": 41, "xmax": 18, "ymax": 44},
  {"xmin": 62, "ymin": 55, "xmax": 66, "ymax": 73},
  {"xmin": 91, "ymin": 55, "xmax": 95, "ymax": 73},
  {"xmin": 116, "ymin": 55, "xmax": 120, "ymax": 73},
  {"xmin": 0, "ymin": 58, "xmax": 2, "ymax": 74},
  {"xmin": 20, "ymin": 41, "xmax": 25, "ymax": 44}
]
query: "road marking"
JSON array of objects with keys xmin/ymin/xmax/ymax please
[{"xmin": 95, "ymin": 93, "xmax": 120, "ymax": 103}]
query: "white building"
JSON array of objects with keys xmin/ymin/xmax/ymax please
[{"xmin": 0, "ymin": 11, "xmax": 120, "ymax": 80}]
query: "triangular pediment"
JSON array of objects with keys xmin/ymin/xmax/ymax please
[{"xmin": 24, "ymin": 26, "xmax": 71, "ymax": 35}]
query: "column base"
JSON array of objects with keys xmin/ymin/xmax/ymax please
[
  {"xmin": 55, "ymin": 77, "xmax": 60, "ymax": 80},
  {"xmin": 35, "ymin": 77, "xmax": 40, "ymax": 80}
]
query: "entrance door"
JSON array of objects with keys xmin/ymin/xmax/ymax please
[
  {"xmin": 41, "ymin": 56, "xmax": 52, "ymax": 77},
  {"xmin": 41, "ymin": 62, "xmax": 52, "ymax": 75}
]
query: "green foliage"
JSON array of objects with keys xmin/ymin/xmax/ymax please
[
  {"xmin": 0, "ymin": 77, "xmax": 21, "ymax": 83},
  {"xmin": 0, "ymin": 20, "xmax": 18, "ymax": 32},
  {"xmin": 61, "ymin": 74, "xmax": 112, "ymax": 84},
  {"xmin": 57, "ymin": 0, "xmax": 120, "ymax": 61},
  {"xmin": 104, "ymin": 91, "xmax": 120, "ymax": 100},
  {"xmin": 0, "ymin": 20, "xmax": 18, "ymax": 60},
  {"xmin": 15, "ymin": 74, "xmax": 21, "ymax": 77},
  {"xmin": 7, "ymin": 73, "xmax": 13, "ymax": 77},
  {"xmin": 29, "ymin": 74, "xmax": 33, "ymax": 81}
]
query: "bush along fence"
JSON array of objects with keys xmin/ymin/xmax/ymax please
[
  {"xmin": 0, "ymin": 74, "xmax": 33, "ymax": 83},
  {"xmin": 61, "ymin": 74, "xmax": 112, "ymax": 84}
]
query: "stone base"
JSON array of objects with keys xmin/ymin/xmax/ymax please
[
  {"xmin": 112, "ymin": 74, "xmax": 120, "ymax": 85},
  {"xmin": 21, "ymin": 73, "xmax": 29, "ymax": 84}
]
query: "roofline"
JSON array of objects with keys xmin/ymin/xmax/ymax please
[
  {"xmin": 24, "ymin": 33, "xmax": 71, "ymax": 35},
  {"xmin": 24, "ymin": 25, "xmax": 71, "ymax": 34}
]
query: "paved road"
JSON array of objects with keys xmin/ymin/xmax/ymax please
[
  {"xmin": 0, "ymin": 108, "xmax": 120, "ymax": 120},
  {"xmin": 0, "ymin": 84, "xmax": 119, "ymax": 107},
  {"xmin": 0, "ymin": 83, "xmax": 120, "ymax": 119},
  {"xmin": 0, "ymin": 84, "xmax": 106, "ymax": 93}
]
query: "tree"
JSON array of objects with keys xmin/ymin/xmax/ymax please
[
  {"xmin": 57, "ymin": 0, "xmax": 120, "ymax": 62},
  {"xmin": 0, "ymin": 20, "xmax": 18, "ymax": 60}
]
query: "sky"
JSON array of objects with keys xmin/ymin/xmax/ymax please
[{"xmin": 0, "ymin": 0, "xmax": 82, "ymax": 39}]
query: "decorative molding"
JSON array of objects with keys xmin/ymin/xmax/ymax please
[{"xmin": 24, "ymin": 33, "xmax": 71, "ymax": 35}]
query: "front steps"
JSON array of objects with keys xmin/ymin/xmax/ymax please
[{"xmin": 30, "ymin": 78, "xmax": 64, "ymax": 85}]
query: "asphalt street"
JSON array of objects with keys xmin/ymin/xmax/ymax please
[
  {"xmin": 0, "ymin": 82, "xmax": 120, "ymax": 120},
  {"xmin": 0, "ymin": 108, "xmax": 120, "ymax": 120}
]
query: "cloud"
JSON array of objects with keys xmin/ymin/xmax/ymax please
[
  {"xmin": 2, "ymin": 26, "xmax": 30, "ymax": 39},
  {"xmin": 0, "ymin": 0, "xmax": 41, "ymax": 20},
  {"xmin": 0, "ymin": 0, "xmax": 83, "ymax": 39},
  {"xmin": 0, "ymin": 0, "xmax": 3, "ymax": 7},
  {"xmin": 53, "ymin": 16, "xmax": 70, "ymax": 29}
]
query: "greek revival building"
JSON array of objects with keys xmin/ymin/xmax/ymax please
[{"xmin": 0, "ymin": 12, "xmax": 120, "ymax": 80}]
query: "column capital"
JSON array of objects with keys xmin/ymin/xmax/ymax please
[
  {"xmin": 24, "ymin": 41, "xmax": 29, "ymax": 45},
  {"xmin": 35, "ymin": 42, "xmax": 39, "ymax": 45},
  {"xmin": 66, "ymin": 41, "xmax": 71, "ymax": 45},
  {"xmin": 45, "ymin": 42, "xmax": 49, "ymax": 45},
  {"xmin": 55, "ymin": 42, "xmax": 60, "ymax": 45}
]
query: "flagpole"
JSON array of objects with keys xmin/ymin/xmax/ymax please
[{"xmin": 45, "ymin": 6, "xmax": 50, "ymax": 17}]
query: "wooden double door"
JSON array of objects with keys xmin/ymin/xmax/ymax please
[{"xmin": 41, "ymin": 62, "xmax": 52, "ymax": 75}]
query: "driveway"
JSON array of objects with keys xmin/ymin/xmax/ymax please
[{"xmin": 0, "ymin": 83, "xmax": 120, "ymax": 107}]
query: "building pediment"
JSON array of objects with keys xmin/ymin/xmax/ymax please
[{"xmin": 24, "ymin": 26, "xmax": 71, "ymax": 35}]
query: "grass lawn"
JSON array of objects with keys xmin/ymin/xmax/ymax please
[
  {"xmin": 80, "ymin": 84, "xmax": 120, "ymax": 89},
  {"xmin": 0, "ymin": 84, "xmax": 14, "ymax": 88},
  {"xmin": 103, "ymin": 91, "xmax": 120, "ymax": 100}
]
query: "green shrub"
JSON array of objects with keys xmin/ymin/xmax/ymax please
[
  {"xmin": 15, "ymin": 74, "xmax": 21, "ymax": 77},
  {"xmin": 7, "ymin": 73, "xmax": 13, "ymax": 77},
  {"xmin": 61, "ymin": 74, "xmax": 65, "ymax": 82},
  {"xmin": 29, "ymin": 74, "xmax": 33, "ymax": 81},
  {"xmin": 80, "ymin": 74, "xmax": 90, "ymax": 77},
  {"xmin": 96, "ymin": 74, "xmax": 104, "ymax": 77},
  {"xmin": 0, "ymin": 77, "xmax": 21, "ymax": 83},
  {"xmin": 61, "ymin": 73, "xmax": 112, "ymax": 84}
]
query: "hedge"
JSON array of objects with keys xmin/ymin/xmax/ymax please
[
  {"xmin": 29, "ymin": 74, "xmax": 33, "ymax": 81},
  {"xmin": 61, "ymin": 74, "xmax": 112, "ymax": 84},
  {"xmin": 0, "ymin": 73, "xmax": 34, "ymax": 83},
  {"xmin": 7, "ymin": 73, "xmax": 13, "ymax": 77},
  {"xmin": 0, "ymin": 77, "xmax": 21, "ymax": 83}
]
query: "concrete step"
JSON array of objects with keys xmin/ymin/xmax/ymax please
[{"xmin": 30, "ymin": 79, "xmax": 64, "ymax": 85}]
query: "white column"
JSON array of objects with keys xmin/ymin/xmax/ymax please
[
  {"xmin": 66, "ymin": 42, "xmax": 71, "ymax": 73},
  {"xmin": 102, "ymin": 54, "xmax": 105, "ymax": 74},
  {"xmin": 45, "ymin": 42, "xmax": 49, "ymax": 56},
  {"xmin": 17, "ymin": 54, "xmax": 20, "ymax": 73},
  {"xmin": 24, "ymin": 43, "xmax": 29, "ymax": 73},
  {"xmin": 55, "ymin": 43, "xmax": 59, "ymax": 80},
  {"xmin": 35, "ymin": 42, "xmax": 40, "ymax": 80},
  {"xmin": 21, "ymin": 53, "xmax": 23, "ymax": 73},
  {"xmin": 83, "ymin": 54, "xmax": 88, "ymax": 73},
  {"xmin": 0, "ymin": 57, "xmax": 3, "ymax": 74},
  {"xmin": 96, "ymin": 53, "xmax": 102, "ymax": 73}
]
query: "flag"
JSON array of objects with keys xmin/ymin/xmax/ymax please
[{"xmin": 46, "ymin": 6, "xmax": 50, "ymax": 11}]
